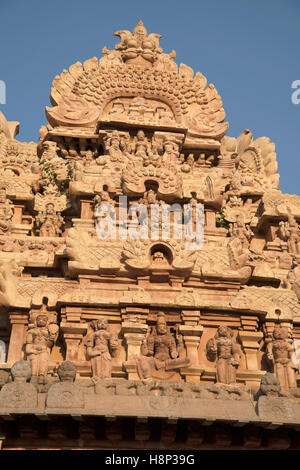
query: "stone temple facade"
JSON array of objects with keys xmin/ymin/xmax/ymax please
[{"xmin": 1, "ymin": 21, "xmax": 300, "ymax": 450}]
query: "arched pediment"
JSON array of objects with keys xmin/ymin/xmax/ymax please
[{"xmin": 45, "ymin": 22, "xmax": 228, "ymax": 143}]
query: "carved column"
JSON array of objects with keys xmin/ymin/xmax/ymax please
[
  {"xmin": 121, "ymin": 321, "xmax": 148, "ymax": 380},
  {"xmin": 60, "ymin": 322, "xmax": 88, "ymax": 362},
  {"xmin": 6, "ymin": 313, "xmax": 28, "ymax": 364},
  {"xmin": 179, "ymin": 325, "xmax": 203, "ymax": 382},
  {"xmin": 238, "ymin": 331, "xmax": 263, "ymax": 370}
]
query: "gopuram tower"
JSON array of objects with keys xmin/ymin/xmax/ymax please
[{"xmin": 0, "ymin": 21, "xmax": 300, "ymax": 450}]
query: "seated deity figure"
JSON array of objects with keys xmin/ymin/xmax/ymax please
[
  {"xmin": 137, "ymin": 312, "xmax": 189, "ymax": 380},
  {"xmin": 206, "ymin": 325, "xmax": 241, "ymax": 384},
  {"xmin": 131, "ymin": 129, "xmax": 152, "ymax": 162},
  {"xmin": 25, "ymin": 308, "xmax": 59, "ymax": 379},
  {"xmin": 96, "ymin": 130, "xmax": 129, "ymax": 170},
  {"xmin": 85, "ymin": 318, "xmax": 119, "ymax": 380},
  {"xmin": 266, "ymin": 325, "xmax": 297, "ymax": 389}
]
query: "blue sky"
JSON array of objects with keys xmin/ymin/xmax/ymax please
[{"xmin": 0, "ymin": 0, "xmax": 299, "ymax": 194}]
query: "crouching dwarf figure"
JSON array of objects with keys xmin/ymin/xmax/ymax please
[
  {"xmin": 137, "ymin": 311, "xmax": 189, "ymax": 380},
  {"xmin": 206, "ymin": 325, "xmax": 241, "ymax": 384}
]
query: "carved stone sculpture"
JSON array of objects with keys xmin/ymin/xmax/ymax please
[
  {"xmin": 0, "ymin": 189, "xmax": 13, "ymax": 234},
  {"xmin": 85, "ymin": 318, "xmax": 119, "ymax": 379},
  {"xmin": 136, "ymin": 312, "xmax": 189, "ymax": 380},
  {"xmin": 0, "ymin": 361, "xmax": 38, "ymax": 408},
  {"xmin": 36, "ymin": 203, "xmax": 64, "ymax": 237},
  {"xmin": 259, "ymin": 372, "xmax": 281, "ymax": 397},
  {"xmin": 206, "ymin": 326, "xmax": 241, "ymax": 384},
  {"xmin": 265, "ymin": 325, "xmax": 297, "ymax": 389},
  {"xmin": 25, "ymin": 308, "xmax": 59, "ymax": 379},
  {"xmin": 229, "ymin": 214, "xmax": 253, "ymax": 251},
  {"xmin": 46, "ymin": 361, "xmax": 84, "ymax": 409}
]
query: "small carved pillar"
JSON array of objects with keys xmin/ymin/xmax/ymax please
[
  {"xmin": 7, "ymin": 313, "xmax": 28, "ymax": 364},
  {"xmin": 121, "ymin": 321, "xmax": 148, "ymax": 380},
  {"xmin": 80, "ymin": 200, "xmax": 92, "ymax": 219},
  {"xmin": 60, "ymin": 322, "xmax": 88, "ymax": 362},
  {"xmin": 238, "ymin": 331, "xmax": 263, "ymax": 370},
  {"xmin": 11, "ymin": 205, "xmax": 23, "ymax": 224},
  {"xmin": 179, "ymin": 325, "xmax": 203, "ymax": 382},
  {"xmin": 205, "ymin": 209, "xmax": 216, "ymax": 230}
]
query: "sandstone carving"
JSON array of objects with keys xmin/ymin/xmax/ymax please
[
  {"xmin": 25, "ymin": 306, "xmax": 59, "ymax": 379},
  {"xmin": 265, "ymin": 325, "xmax": 298, "ymax": 389},
  {"xmin": 46, "ymin": 361, "xmax": 84, "ymax": 408},
  {"xmin": 0, "ymin": 361, "xmax": 38, "ymax": 408},
  {"xmin": 0, "ymin": 22, "xmax": 299, "ymax": 450},
  {"xmin": 259, "ymin": 372, "xmax": 281, "ymax": 397},
  {"xmin": 206, "ymin": 326, "xmax": 241, "ymax": 384},
  {"xmin": 85, "ymin": 318, "xmax": 119, "ymax": 379},
  {"xmin": 137, "ymin": 312, "xmax": 189, "ymax": 380}
]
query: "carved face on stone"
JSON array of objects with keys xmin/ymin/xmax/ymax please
[
  {"xmin": 164, "ymin": 139, "xmax": 177, "ymax": 154},
  {"xmin": 0, "ymin": 191, "xmax": 6, "ymax": 203},
  {"xmin": 217, "ymin": 325, "xmax": 231, "ymax": 338},
  {"xmin": 133, "ymin": 23, "xmax": 147, "ymax": 45},
  {"xmin": 273, "ymin": 326, "xmax": 288, "ymax": 340},
  {"xmin": 236, "ymin": 214, "xmax": 245, "ymax": 227},
  {"xmin": 46, "ymin": 203, "xmax": 55, "ymax": 215},
  {"xmin": 137, "ymin": 130, "xmax": 146, "ymax": 141},
  {"xmin": 36, "ymin": 314, "xmax": 48, "ymax": 328},
  {"xmin": 58, "ymin": 361, "xmax": 77, "ymax": 382},
  {"xmin": 97, "ymin": 318, "xmax": 108, "ymax": 330},
  {"xmin": 156, "ymin": 314, "xmax": 167, "ymax": 335},
  {"xmin": 109, "ymin": 132, "xmax": 121, "ymax": 149}
]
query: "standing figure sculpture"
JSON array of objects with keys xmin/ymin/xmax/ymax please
[
  {"xmin": 137, "ymin": 311, "xmax": 189, "ymax": 380},
  {"xmin": 229, "ymin": 214, "xmax": 253, "ymax": 251},
  {"xmin": 0, "ymin": 189, "xmax": 13, "ymax": 234},
  {"xmin": 206, "ymin": 325, "xmax": 241, "ymax": 384},
  {"xmin": 266, "ymin": 325, "xmax": 297, "ymax": 389},
  {"xmin": 85, "ymin": 318, "xmax": 119, "ymax": 379},
  {"xmin": 36, "ymin": 203, "xmax": 64, "ymax": 237},
  {"xmin": 25, "ymin": 308, "xmax": 59, "ymax": 380}
]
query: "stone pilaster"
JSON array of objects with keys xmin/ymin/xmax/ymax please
[
  {"xmin": 121, "ymin": 321, "xmax": 148, "ymax": 380},
  {"xmin": 6, "ymin": 313, "xmax": 28, "ymax": 365},
  {"xmin": 179, "ymin": 325, "xmax": 203, "ymax": 382}
]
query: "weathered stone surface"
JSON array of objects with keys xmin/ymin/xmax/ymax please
[
  {"xmin": 0, "ymin": 361, "xmax": 38, "ymax": 408},
  {"xmin": 257, "ymin": 396, "xmax": 295, "ymax": 421},
  {"xmin": 0, "ymin": 22, "xmax": 300, "ymax": 449},
  {"xmin": 46, "ymin": 361, "xmax": 84, "ymax": 408}
]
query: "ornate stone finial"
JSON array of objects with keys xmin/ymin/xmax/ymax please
[
  {"xmin": 57, "ymin": 361, "xmax": 77, "ymax": 382},
  {"xmin": 11, "ymin": 360, "xmax": 32, "ymax": 382},
  {"xmin": 113, "ymin": 21, "xmax": 163, "ymax": 65},
  {"xmin": 259, "ymin": 372, "xmax": 281, "ymax": 397}
]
